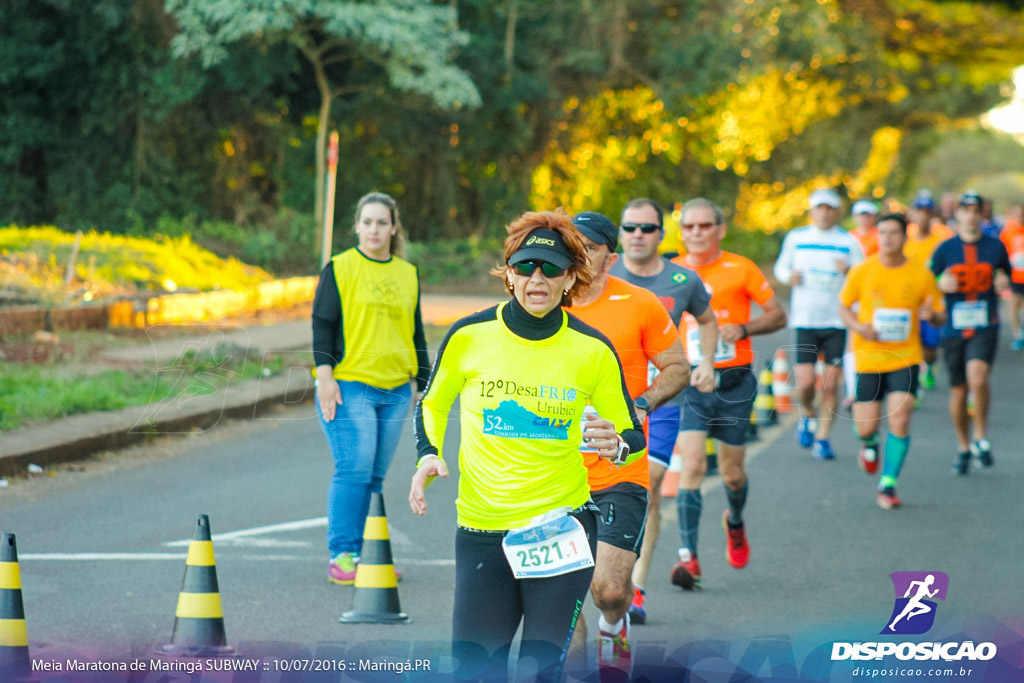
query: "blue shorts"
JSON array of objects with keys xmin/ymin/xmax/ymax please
[
  {"xmin": 919, "ymin": 319, "xmax": 941, "ymax": 349},
  {"xmin": 680, "ymin": 368, "xmax": 757, "ymax": 447},
  {"xmin": 647, "ymin": 405, "xmax": 681, "ymax": 467}
]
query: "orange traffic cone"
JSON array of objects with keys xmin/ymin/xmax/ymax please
[
  {"xmin": 0, "ymin": 533, "xmax": 32, "ymax": 682},
  {"xmin": 660, "ymin": 446, "xmax": 682, "ymax": 498},
  {"xmin": 814, "ymin": 353, "xmax": 825, "ymax": 392},
  {"xmin": 340, "ymin": 494, "xmax": 409, "ymax": 623},
  {"xmin": 163, "ymin": 515, "xmax": 234, "ymax": 656},
  {"xmin": 772, "ymin": 349, "xmax": 794, "ymax": 413}
]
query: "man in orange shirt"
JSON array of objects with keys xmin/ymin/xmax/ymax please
[
  {"xmin": 669, "ymin": 198, "xmax": 787, "ymax": 589},
  {"xmin": 1000, "ymin": 202, "xmax": 1024, "ymax": 350},
  {"xmin": 839, "ymin": 213, "xmax": 945, "ymax": 508},
  {"xmin": 850, "ymin": 200, "xmax": 880, "ymax": 257},
  {"xmin": 906, "ymin": 192, "xmax": 954, "ymax": 390},
  {"xmin": 566, "ymin": 211, "xmax": 690, "ymax": 675}
]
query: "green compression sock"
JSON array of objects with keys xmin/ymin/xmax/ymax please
[{"xmin": 879, "ymin": 434, "xmax": 910, "ymax": 489}]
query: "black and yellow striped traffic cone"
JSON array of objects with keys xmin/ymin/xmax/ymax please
[
  {"xmin": 705, "ymin": 437, "xmax": 718, "ymax": 476},
  {"xmin": 162, "ymin": 515, "xmax": 234, "ymax": 656},
  {"xmin": 754, "ymin": 365, "xmax": 778, "ymax": 426},
  {"xmin": 340, "ymin": 493, "xmax": 409, "ymax": 624},
  {"xmin": 0, "ymin": 533, "xmax": 32, "ymax": 682}
]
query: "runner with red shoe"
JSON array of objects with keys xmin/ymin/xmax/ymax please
[
  {"xmin": 607, "ymin": 198, "xmax": 718, "ymax": 622},
  {"xmin": 838, "ymin": 213, "xmax": 945, "ymax": 509},
  {"xmin": 565, "ymin": 211, "xmax": 690, "ymax": 676},
  {"xmin": 669, "ymin": 198, "xmax": 786, "ymax": 588}
]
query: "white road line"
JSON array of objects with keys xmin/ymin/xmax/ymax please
[
  {"xmin": 164, "ymin": 517, "xmax": 327, "ymax": 546},
  {"xmin": 20, "ymin": 553, "xmax": 454, "ymax": 566},
  {"xmin": 20, "ymin": 553, "xmax": 187, "ymax": 561},
  {"xmin": 165, "ymin": 516, "xmax": 414, "ymax": 549}
]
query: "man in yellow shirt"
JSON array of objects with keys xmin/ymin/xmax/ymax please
[{"xmin": 839, "ymin": 213, "xmax": 946, "ymax": 509}]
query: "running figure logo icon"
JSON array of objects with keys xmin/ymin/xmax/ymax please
[{"xmin": 881, "ymin": 571, "xmax": 949, "ymax": 635}]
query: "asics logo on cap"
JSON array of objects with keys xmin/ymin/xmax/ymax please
[{"xmin": 526, "ymin": 236, "xmax": 556, "ymax": 246}]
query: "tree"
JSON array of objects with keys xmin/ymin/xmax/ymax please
[
  {"xmin": 529, "ymin": 0, "xmax": 1024, "ymax": 231},
  {"xmin": 165, "ymin": 0, "xmax": 481, "ymax": 236}
]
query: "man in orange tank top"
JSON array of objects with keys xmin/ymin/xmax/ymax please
[{"xmin": 667, "ymin": 198, "xmax": 787, "ymax": 591}]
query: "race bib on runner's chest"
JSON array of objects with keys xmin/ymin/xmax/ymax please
[
  {"xmin": 803, "ymin": 268, "xmax": 842, "ymax": 293},
  {"xmin": 872, "ymin": 308, "xmax": 912, "ymax": 342},
  {"xmin": 1012, "ymin": 252, "xmax": 1024, "ymax": 270},
  {"xmin": 686, "ymin": 324, "xmax": 736, "ymax": 364},
  {"xmin": 951, "ymin": 300, "xmax": 989, "ymax": 330},
  {"xmin": 502, "ymin": 514, "xmax": 594, "ymax": 579}
]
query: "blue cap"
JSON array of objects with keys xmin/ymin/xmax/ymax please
[
  {"xmin": 572, "ymin": 211, "xmax": 618, "ymax": 252},
  {"xmin": 959, "ymin": 191, "xmax": 982, "ymax": 207}
]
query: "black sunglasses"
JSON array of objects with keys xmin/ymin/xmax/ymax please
[
  {"xmin": 621, "ymin": 222, "xmax": 661, "ymax": 234},
  {"xmin": 511, "ymin": 260, "xmax": 568, "ymax": 278}
]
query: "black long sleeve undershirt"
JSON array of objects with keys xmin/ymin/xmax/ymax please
[{"xmin": 497, "ymin": 299, "xmax": 646, "ymax": 456}]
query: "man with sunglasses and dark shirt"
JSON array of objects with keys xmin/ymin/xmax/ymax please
[{"xmin": 608, "ymin": 197, "xmax": 717, "ymax": 624}]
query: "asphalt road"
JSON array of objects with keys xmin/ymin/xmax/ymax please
[{"xmin": 4, "ymin": 325, "xmax": 1024, "ymax": 681}]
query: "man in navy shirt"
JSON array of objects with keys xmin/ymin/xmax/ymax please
[{"xmin": 930, "ymin": 191, "xmax": 1012, "ymax": 473}]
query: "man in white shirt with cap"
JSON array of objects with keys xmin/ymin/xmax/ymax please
[{"xmin": 774, "ymin": 188, "xmax": 865, "ymax": 459}]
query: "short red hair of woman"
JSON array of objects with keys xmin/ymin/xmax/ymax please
[{"xmin": 491, "ymin": 209, "xmax": 593, "ymax": 307}]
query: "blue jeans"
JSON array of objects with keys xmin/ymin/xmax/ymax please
[{"xmin": 317, "ymin": 379, "xmax": 412, "ymax": 557}]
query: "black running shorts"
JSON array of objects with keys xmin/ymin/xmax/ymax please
[
  {"xmin": 794, "ymin": 328, "xmax": 847, "ymax": 366},
  {"xmin": 591, "ymin": 482, "xmax": 649, "ymax": 554},
  {"xmin": 855, "ymin": 365, "xmax": 919, "ymax": 403},
  {"xmin": 940, "ymin": 328, "xmax": 1000, "ymax": 387}
]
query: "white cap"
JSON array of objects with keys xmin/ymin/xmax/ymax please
[
  {"xmin": 809, "ymin": 189, "xmax": 841, "ymax": 209},
  {"xmin": 852, "ymin": 200, "xmax": 878, "ymax": 215}
]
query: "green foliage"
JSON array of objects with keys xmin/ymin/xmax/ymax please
[
  {"xmin": 721, "ymin": 228, "xmax": 785, "ymax": 268},
  {"xmin": 404, "ymin": 238, "xmax": 506, "ymax": 292},
  {"xmin": 4, "ymin": 0, "xmax": 1024, "ymax": 250},
  {"xmin": 166, "ymin": 0, "xmax": 480, "ymax": 110},
  {"xmin": 0, "ymin": 341, "xmax": 299, "ymax": 431},
  {"xmin": 0, "ymin": 225, "xmax": 270, "ymax": 303},
  {"xmin": 914, "ymin": 127, "xmax": 1024, "ymax": 199},
  {"xmin": 0, "ymin": 365, "xmax": 163, "ymax": 431},
  {"xmin": 143, "ymin": 210, "xmax": 320, "ymax": 275}
]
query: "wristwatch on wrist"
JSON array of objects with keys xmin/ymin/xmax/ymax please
[
  {"xmin": 612, "ymin": 437, "xmax": 630, "ymax": 466},
  {"xmin": 633, "ymin": 396, "xmax": 652, "ymax": 413}
]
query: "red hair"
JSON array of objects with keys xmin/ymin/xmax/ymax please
[{"xmin": 490, "ymin": 209, "xmax": 593, "ymax": 307}]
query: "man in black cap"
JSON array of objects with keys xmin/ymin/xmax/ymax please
[
  {"xmin": 565, "ymin": 210, "xmax": 690, "ymax": 676},
  {"xmin": 930, "ymin": 191, "xmax": 1013, "ymax": 473}
]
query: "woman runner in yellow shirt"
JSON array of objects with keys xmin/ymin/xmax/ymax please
[{"xmin": 409, "ymin": 209, "xmax": 645, "ymax": 681}]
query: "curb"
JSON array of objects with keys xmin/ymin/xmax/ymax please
[
  {"xmin": 0, "ymin": 294, "xmax": 503, "ymax": 479},
  {"xmin": 0, "ymin": 373, "xmax": 314, "ymax": 479}
]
